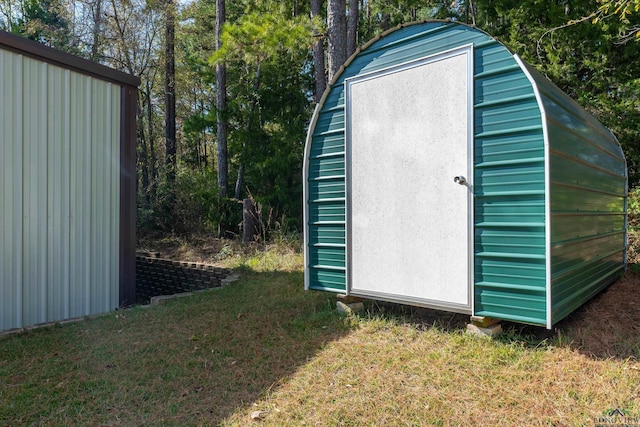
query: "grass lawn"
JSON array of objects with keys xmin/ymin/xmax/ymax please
[{"xmin": 1, "ymin": 242, "xmax": 640, "ymax": 426}]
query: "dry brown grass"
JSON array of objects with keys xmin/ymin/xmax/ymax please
[
  {"xmin": 558, "ymin": 270, "xmax": 640, "ymax": 360},
  {"xmin": 224, "ymin": 321, "xmax": 639, "ymax": 426},
  {"xmin": 218, "ymin": 274, "xmax": 640, "ymax": 426}
]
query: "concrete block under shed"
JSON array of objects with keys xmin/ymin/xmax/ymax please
[
  {"xmin": 466, "ymin": 323, "xmax": 502, "ymax": 337},
  {"xmin": 337, "ymin": 301, "xmax": 364, "ymax": 315}
]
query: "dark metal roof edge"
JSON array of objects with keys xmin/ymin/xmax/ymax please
[{"xmin": 0, "ymin": 30, "xmax": 140, "ymax": 87}]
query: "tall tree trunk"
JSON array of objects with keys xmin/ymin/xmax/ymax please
[
  {"xmin": 201, "ymin": 99, "xmax": 207, "ymax": 168},
  {"xmin": 90, "ymin": 0, "xmax": 102, "ymax": 62},
  {"xmin": 138, "ymin": 91, "xmax": 150, "ymax": 206},
  {"xmin": 346, "ymin": 0, "xmax": 358, "ymax": 57},
  {"xmin": 381, "ymin": 0, "xmax": 390, "ymax": 32},
  {"xmin": 234, "ymin": 164, "xmax": 244, "ymax": 200},
  {"xmin": 216, "ymin": 0, "xmax": 228, "ymax": 198},
  {"xmin": 327, "ymin": 0, "xmax": 346, "ymax": 81},
  {"xmin": 311, "ymin": 0, "xmax": 326, "ymax": 102},
  {"xmin": 194, "ymin": 93, "xmax": 202, "ymax": 168},
  {"xmin": 381, "ymin": 13, "xmax": 390, "ymax": 31},
  {"xmin": 164, "ymin": 0, "xmax": 176, "ymax": 184},
  {"xmin": 241, "ymin": 196, "xmax": 258, "ymax": 243},
  {"xmin": 234, "ymin": 63, "xmax": 262, "ymax": 201},
  {"xmin": 364, "ymin": 0, "xmax": 371, "ymax": 38},
  {"xmin": 468, "ymin": 0, "xmax": 477, "ymax": 26},
  {"xmin": 146, "ymin": 80, "xmax": 157, "ymax": 200}
]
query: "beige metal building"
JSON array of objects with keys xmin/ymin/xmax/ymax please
[{"xmin": 0, "ymin": 31, "xmax": 139, "ymax": 332}]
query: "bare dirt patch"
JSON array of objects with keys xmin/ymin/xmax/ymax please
[
  {"xmin": 557, "ymin": 268, "xmax": 640, "ymax": 359},
  {"xmin": 137, "ymin": 233, "xmax": 252, "ymax": 265}
]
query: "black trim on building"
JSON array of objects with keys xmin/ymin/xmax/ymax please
[
  {"xmin": 119, "ymin": 85, "xmax": 137, "ymax": 307},
  {"xmin": 0, "ymin": 30, "xmax": 140, "ymax": 87}
]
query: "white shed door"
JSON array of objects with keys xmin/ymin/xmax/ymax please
[{"xmin": 345, "ymin": 47, "xmax": 473, "ymax": 313}]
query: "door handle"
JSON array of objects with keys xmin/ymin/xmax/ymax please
[{"xmin": 454, "ymin": 176, "xmax": 467, "ymax": 186}]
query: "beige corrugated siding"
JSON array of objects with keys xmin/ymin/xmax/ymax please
[{"xmin": 0, "ymin": 50, "xmax": 120, "ymax": 331}]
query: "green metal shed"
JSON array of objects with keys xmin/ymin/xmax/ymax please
[{"xmin": 303, "ymin": 21, "xmax": 627, "ymax": 329}]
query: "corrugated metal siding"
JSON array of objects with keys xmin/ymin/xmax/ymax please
[
  {"xmin": 526, "ymin": 65, "xmax": 626, "ymax": 324},
  {"xmin": 1, "ymin": 48, "xmax": 23, "ymax": 330},
  {"xmin": 472, "ymin": 42, "xmax": 547, "ymax": 325},
  {"xmin": 307, "ymin": 21, "xmax": 625, "ymax": 327},
  {"xmin": 307, "ymin": 83, "xmax": 347, "ymax": 291},
  {"xmin": 0, "ymin": 50, "xmax": 121, "ymax": 331},
  {"xmin": 306, "ymin": 21, "xmax": 548, "ymax": 326}
]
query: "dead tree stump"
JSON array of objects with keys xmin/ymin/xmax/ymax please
[{"xmin": 242, "ymin": 198, "xmax": 259, "ymax": 243}]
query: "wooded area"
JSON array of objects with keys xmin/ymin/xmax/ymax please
[{"xmin": 1, "ymin": 0, "xmax": 639, "ymax": 236}]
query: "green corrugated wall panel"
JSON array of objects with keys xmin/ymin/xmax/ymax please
[
  {"xmin": 308, "ymin": 225, "xmax": 346, "ymax": 246},
  {"xmin": 551, "ymin": 254, "xmax": 623, "ymax": 321},
  {"xmin": 551, "ymin": 233, "xmax": 623, "ymax": 273},
  {"xmin": 475, "ymin": 263, "xmax": 545, "ymax": 289},
  {"xmin": 476, "ymin": 255, "xmax": 546, "ymax": 282},
  {"xmin": 310, "ymin": 247, "xmax": 346, "ymax": 269},
  {"xmin": 308, "ymin": 80, "xmax": 347, "ymax": 291},
  {"xmin": 475, "ymin": 130, "xmax": 544, "ymax": 165},
  {"xmin": 474, "ymin": 250, "xmax": 547, "ymax": 325},
  {"xmin": 553, "ymin": 253, "xmax": 623, "ymax": 293},
  {"xmin": 472, "ymin": 45, "xmax": 547, "ymax": 324},
  {"xmin": 308, "ymin": 178, "xmax": 346, "ymax": 201},
  {"xmin": 308, "ymin": 156, "xmax": 345, "ymax": 179},
  {"xmin": 475, "ymin": 103, "xmax": 542, "ymax": 135},
  {"xmin": 551, "ymin": 185, "xmax": 625, "ymax": 212},
  {"xmin": 310, "ymin": 268, "xmax": 347, "ymax": 292},
  {"xmin": 548, "ymin": 129, "xmax": 626, "ymax": 177},
  {"xmin": 308, "ymin": 203, "xmax": 345, "ymax": 224},
  {"xmin": 552, "ymin": 215, "xmax": 625, "ymax": 242},
  {"xmin": 309, "ymin": 134, "xmax": 344, "ymax": 157},
  {"xmin": 313, "ymin": 113, "xmax": 345, "ymax": 135},
  {"xmin": 521, "ymin": 61, "xmax": 626, "ymax": 325},
  {"xmin": 550, "ymin": 159, "xmax": 625, "ymax": 198},
  {"xmin": 475, "ymin": 196, "xmax": 545, "ymax": 233},
  {"xmin": 475, "ymin": 227, "xmax": 545, "ymax": 257},
  {"xmin": 472, "ymin": 52, "xmax": 547, "ymax": 336},
  {"xmin": 476, "ymin": 164, "xmax": 545, "ymax": 194},
  {"xmin": 475, "ymin": 70, "xmax": 534, "ymax": 103},
  {"xmin": 537, "ymin": 81, "xmax": 625, "ymax": 164},
  {"xmin": 474, "ymin": 286, "xmax": 546, "ymax": 325}
]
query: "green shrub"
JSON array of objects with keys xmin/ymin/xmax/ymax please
[
  {"xmin": 628, "ymin": 187, "xmax": 640, "ymax": 230},
  {"xmin": 627, "ymin": 187, "xmax": 640, "ymax": 264},
  {"xmin": 137, "ymin": 167, "xmax": 242, "ymax": 234}
]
